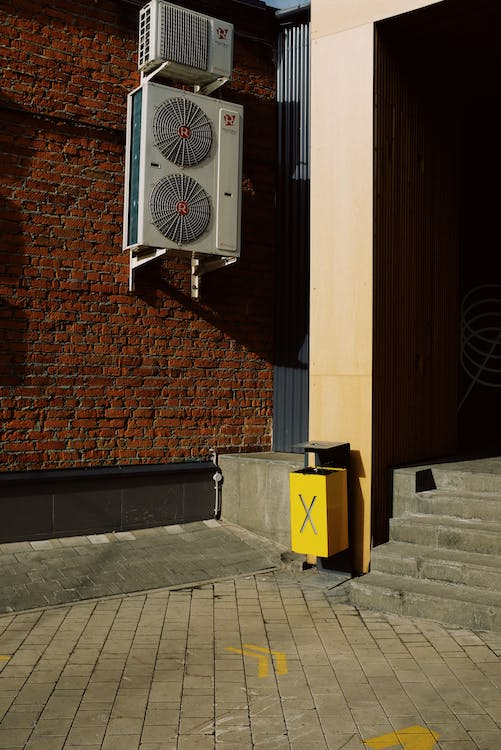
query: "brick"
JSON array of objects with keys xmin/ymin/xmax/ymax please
[{"xmin": 0, "ymin": 0, "xmax": 275, "ymax": 474}]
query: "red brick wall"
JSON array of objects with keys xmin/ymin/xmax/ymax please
[{"xmin": 0, "ymin": 0, "xmax": 277, "ymax": 471}]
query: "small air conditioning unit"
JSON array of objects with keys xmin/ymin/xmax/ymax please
[
  {"xmin": 123, "ymin": 81, "xmax": 243, "ymax": 259},
  {"xmin": 138, "ymin": 0, "xmax": 234, "ymax": 86}
]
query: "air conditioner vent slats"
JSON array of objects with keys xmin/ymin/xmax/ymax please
[
  {"xmin": 138, "ymin": 5, "xmax": 152, "ymax": 70},
  {"xmin": 152, "ymin": 98, "xmax": 212, "ymax": 167},
  {"xmin": 137, "ymin": 0, "xmax": 233, "ymax": 85},
  {"xmin": 159, "ymin": 5, "xmax": 209, "ymax": 72}
]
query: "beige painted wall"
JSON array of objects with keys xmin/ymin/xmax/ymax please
[
  {"xmin": 312, "ymin": 0, "xmax": 444, "ymax": 38},
  {"xmin": 309, "ymin": 0, "xmax": 443, "ymax": 572}
]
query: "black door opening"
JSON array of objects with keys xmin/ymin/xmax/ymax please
[
  {"xmin": 373, "ymin": 0, "xmax": 501, "ymax": 542},
  {"xmin": 458, "ymin": 96, "xmax": 501, "ymax": 454}
]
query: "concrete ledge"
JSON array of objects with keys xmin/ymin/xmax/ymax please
[{"xmin": 219, "ymin": 452, "xmax": 304, "ymax": 548}]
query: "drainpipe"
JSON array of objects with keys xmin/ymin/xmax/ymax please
[{"xmin": 209, "ymin": 449, "xmax": 223, "ymax": 518}]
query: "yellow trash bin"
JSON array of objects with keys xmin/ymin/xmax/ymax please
[{"xmin": 290, "ymin": 467, "xmax": 348, "ymax": 557}]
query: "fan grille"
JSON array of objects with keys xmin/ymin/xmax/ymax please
[
  {"xmin": 152, "ymin": 97, "xmax": 212, "ymax": 167},
  {"xmin": 150, "ymin": 174, "xmax": 211, "ymax": 245}
]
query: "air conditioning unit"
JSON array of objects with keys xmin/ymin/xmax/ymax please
[
  {"xmin": 123, "ymin": 81, "xmax": 243, "ymax": 259},
  {"xmin": 138, "ymin": 0, "xmax": 234, "ymax": 86}
]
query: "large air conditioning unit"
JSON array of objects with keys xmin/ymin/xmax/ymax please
[
  {"xmin": 123, "ymin": 81, "xmax": 243, "ymax": 260},
  {"xmin": 138, "ymin": 0, "xmax": 234, "ymax": 86}
]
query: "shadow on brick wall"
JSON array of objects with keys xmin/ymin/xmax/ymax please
[
  {"xmin": 0, "ymin": 96, "xmax": 29, "ymax": 386},
  {"xmin": 132, "ymin": 92, "xmax": 276, "ymax": 365},
  {"xmin": 133, "ymin": 253, "xmax": 274, "ymax": 366}
]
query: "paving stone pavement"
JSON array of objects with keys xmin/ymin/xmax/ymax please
[
  {"xmin": 0, "ymin": 562, "xmax": 500, "ymax": 749},
  {"xmin": 0, "ymin": 521, "xmax": 283, "ymax": 614}
]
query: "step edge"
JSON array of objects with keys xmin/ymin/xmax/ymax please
[
  {"xmin": 351, "ymin": 571, "xmax": 501, "ymax": 606},
  {"xmin": 372, "ymin": 541, "xmax": 501, "ymax": 569}
]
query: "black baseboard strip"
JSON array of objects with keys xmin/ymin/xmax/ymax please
[{"xmin": 0, "ymin": 462, "xmax": 216, "ymax": 544}]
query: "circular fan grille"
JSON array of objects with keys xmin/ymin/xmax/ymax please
[
  {"xmin": 152, "ymin": 98, "xmax": 212, "ymax": 167},
  {"xmin": 150, "ymin": 174, "xmax": 211, "ymax": 245}
]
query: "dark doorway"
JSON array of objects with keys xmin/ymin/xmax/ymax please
[
  {"xmin": 373, "ymin": 0, "xmax": 501, "ymax": 543},
  {"xmin": 458, "ymin": 97, "xmax": 501, "ymax": 453}
]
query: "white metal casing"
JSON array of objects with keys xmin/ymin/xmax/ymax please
[
  {"xmin": 123, "ymin": 81, "xmax": 243, "ymax": 258},
  {"xmin": 138, "ymin": 0, "xmax": 233, "ymax": 86}
]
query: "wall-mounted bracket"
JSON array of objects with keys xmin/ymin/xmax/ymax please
[
  {"xmin": 140, "ymin": 61, "xmax": 172, "ymax": 84},
  {"xmin": 129, "ymin": 246, "xmax": 167, "ymax": 291},
  {"xmin": 191, "ymin": 254, "xmax": 237, "ymax": 300},
  {"xmin": 141, "ymin": 65, "xmax": 228, "ymax": 97},
  {"xmin": 128, "ymin": 247, "xmax": 237, "ymax": 297},
  {"xmin": 194, "ymin": 77, "xmax": 229, "ymax": 97}
]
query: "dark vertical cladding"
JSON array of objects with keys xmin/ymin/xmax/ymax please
[
  {"xmin": 273, "ymin": 12, "xmax": 310, "ymax": 452},
  {"xmin": 372, "ymin": 21, "xmax": 459, "ymax": 544}
]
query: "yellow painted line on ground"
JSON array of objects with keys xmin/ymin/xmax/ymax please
[
  {"xmin": 364, "ymin": 725, "xmax": 440, "ymax": 750},
  {"xmin": 225, "ymin": 644, "xmax": 288, "ymax": 678},
  {"xmin": 0, "ymin": 656, "xmax": 11, "ymax": 661},
  {"xmin": 242, "ymin": 644, "xmax": 288, "ymax": 675},
  {"xmin": 225, "ymin": 646, "xmax": 269, "ymax": 677}
]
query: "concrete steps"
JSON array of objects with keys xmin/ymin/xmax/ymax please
[
  {"xmin": 351, "ymin": 571, "xmax": 501, "ymax": 632},
  {"xmin": 405, "ymin": 489, "xmax": 501, "ymax": 522},
  {"xmin": 432, "ymin": 459, "xmax": 501, "ymax": 492},
  {"xmin": 371, "ymin": 540, "xmax": 501, "ymax": 590},
  {"xmin": 350, "ymin": 458, "xmax": 501, "ymax": 632},
  {"xmin": 390, "ymin": 514, "xmax": 501, "ymax": 554}
]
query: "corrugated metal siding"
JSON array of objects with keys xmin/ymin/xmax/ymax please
[
  {"xmin": 372, "ymin": 24, "xmax": 459, "ymax": 544},
  {"xmin": 273, "ymin": 15, "xmax": 310, "ymax": 453}
]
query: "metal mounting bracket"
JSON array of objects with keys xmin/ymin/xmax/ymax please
[
  {"xmin": 194, "ymin": 77, "xmax": 229, "ymax": 96},
  {"xmin": 141, "ymin": 65, "xmax": 228, "ymax": 96},
  {"xmin": 140, "ymin": 62, "xmax": 172, "ymax": 85},
  {"xmin": 129, "ymin": 246, "xmax": 167, "ymax": 291},
  {"xmin": 191, "ymin": 254, "xmax": 237, "ymax": 300}
]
